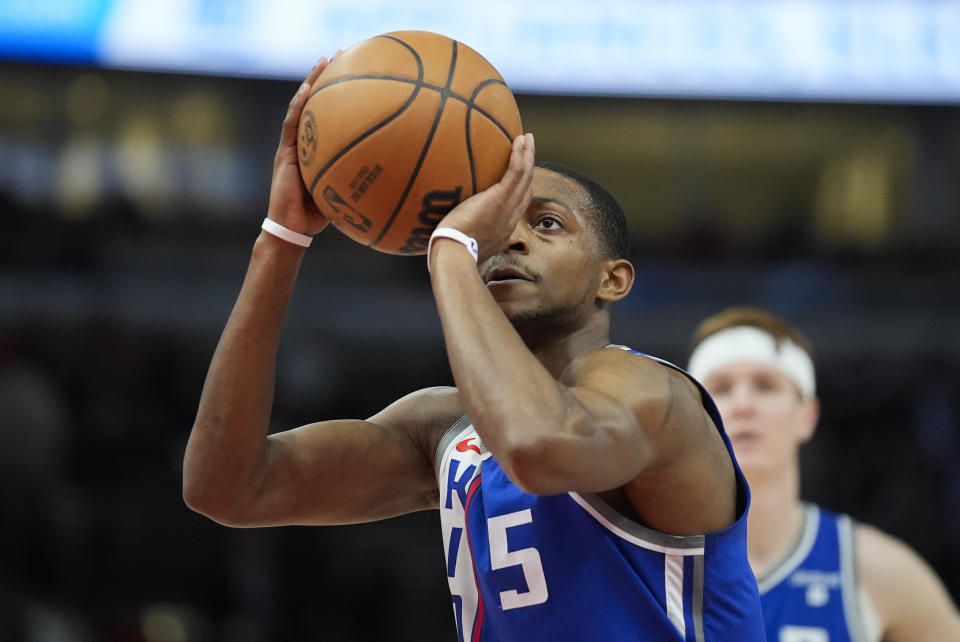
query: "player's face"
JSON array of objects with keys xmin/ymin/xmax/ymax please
[
  {"xmin": 479, "ymin": 169, "xmax": 604, "ymax": 331},
  {"xmin": 702, "ymin": 361, "xmax": 818, "ymax": 479}
]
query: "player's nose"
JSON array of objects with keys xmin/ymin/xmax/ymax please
[
  {"xmin": 505, "ymin": 220, "xmax": 530, "ymax": 255},
  {"xmin": 727, "ymin": 384, "xmax": 757, "ymax": 417}
]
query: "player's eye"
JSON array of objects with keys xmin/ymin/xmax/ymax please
[
  {"xmin": 709, "ymin": 383, "xmax": 731, "ymax": 397},
  {"xmin": 754, "ymin": 376, "xmax": 777, "ymax": 393},
  {"xmin": 534, "ymin": 215, "xmax": 562, "ymax": 230}
]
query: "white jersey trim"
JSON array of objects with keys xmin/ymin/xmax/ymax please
[
  {"xmin": 568, "ymin": 492, "xmax": 705, "ymax": 556},
  {"xmin": 840, "ymin": 514, "xmax": 883, "ymax": 642},
  {"xmin": 858, "ymin": 586, "xmax": 883, "ymax": 642},
  {"xmin": 757, "ymin": 503, "xmax": 820, "ymax": 594},
  {"xmin": 436, "ymin": 416, "xmax": 483, "ymax": 642},
  {"xmin": 435, "ymin": 416, "xmax": 476, "ymax": 481},
  {"xmin": 665, "ymin": 553, "xmax": 686, "ymax": 637}
]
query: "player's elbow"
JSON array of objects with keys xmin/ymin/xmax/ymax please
[
  {"xmin": 499, "ymin": 434, "xmax": 577, "ymax": 495},
  {"xmin": 182, "ymin": 477, "xmax": 252, "ymax": 527},
  {"xmin": 499, "ymin": 416, "xmax": 649, "ymax": 496},
  {"xmin": 184, "ymin": 495, "xmax": 255, "ymax": 528},
  {"xmin": 182, "ymin": 477, "xmax": 221, "ymax": 520},
  {"xmin": 501, "ymin": 443, "xmax": 552, "ymax": 495}
]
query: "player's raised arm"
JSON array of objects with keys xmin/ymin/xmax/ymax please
[
  {"xmin": 182, "ymin": 59, "xmax": 445, "ymax": 527},
  {"xmin": 427, "ymin": 137, "xmax": 733, "ymax": 520}
]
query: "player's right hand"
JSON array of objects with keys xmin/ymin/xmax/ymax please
[
  {"xmin": 266, "ymin": 58, "xmax": 332, "ymax": 237},
  {"xmin": 436, "ymin": 132, "xmax": 535, "ymax": 265}
]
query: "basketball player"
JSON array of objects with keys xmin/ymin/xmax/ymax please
[
  {"xmin": 687, "ymin": 307, "xmax": 960, "ymax": 642},
  {"xmin": 183, "ymin": 58, "xmax": 765, "ymax": 640}
]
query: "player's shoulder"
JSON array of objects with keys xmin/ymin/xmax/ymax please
[
  {"xmin": 853, "ymin": 521, "xmax": 960, "ymax": 637},
  {"xmin": 565, "ymin": 345, "xmax": 672, "ymax": 381},
  {"xmin": 391, "ymin": 385, "xmax": 460, "ymax": 406},
  {"xmin": 854, "ymin": 522, "xmax": 927, "ymax": 580},
  {"xmin": 854, "ymin": 521, "xmax": 939, "ymax": 611},
  {"xmin": 572, "ymin": 346, "xmax": 712, "ymax": 439},
  {"xmin": 370, "ymin": 386, "xmax": 463, "ymax": 460},
  {"xmin": 568, "ymin": 346, "xmax": 699, "ymax": 404},
  {"xmin": 379, "ymin": 386, "xmax": 462, "ymax": 426}
]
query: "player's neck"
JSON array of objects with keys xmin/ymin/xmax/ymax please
[
  {"xmin": 524, "ymin": 314, "xmax": 611, "ymax": 379},
  {"xmin": 744, "ymin": 461, "xmax": 805, "ymax": 579}
]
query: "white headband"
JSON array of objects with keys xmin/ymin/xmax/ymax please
[{"xmin": 687, "ymin": 325, "xmax": 816, "ymax": 398}]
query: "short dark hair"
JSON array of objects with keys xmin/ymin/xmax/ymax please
[{"xmin": 535, "ymin": 161, "xmax": 630, "ymax": 259}]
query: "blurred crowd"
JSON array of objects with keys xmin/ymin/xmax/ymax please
[{"xmin": 2, "ymin": 64, "xmax": 959, "ymax": 641}]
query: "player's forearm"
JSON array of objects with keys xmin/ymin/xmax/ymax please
[
  {"xmin": 430, "ymin": 243, "xmax": 585, "ymax": 481},
  {"xmin": 183, "ymin": 232, "xmax": 306, "ymax": 518}
]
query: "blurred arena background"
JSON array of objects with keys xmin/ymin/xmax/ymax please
[{"xmin": 2, "ymin": 1, "xmax": 959, "ymax": 640}]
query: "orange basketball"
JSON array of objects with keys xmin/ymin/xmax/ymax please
[{"xmin": 296, "ymin": 31, "xmax": 523, "ymax": 255}]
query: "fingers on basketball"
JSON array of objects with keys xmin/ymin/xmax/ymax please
[{"xmin": 295, "ymin": 31, "xmax": 523, "ymax": 255}]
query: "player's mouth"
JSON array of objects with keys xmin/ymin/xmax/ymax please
[
  {"xmin": 729, "ymin": 430, "xmax": 761, "ymax": 446},
  {"xmin": 483, "ymin": 265, "xmax": 536, "ymax": 286}
]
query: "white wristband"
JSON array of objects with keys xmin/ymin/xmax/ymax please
[
  {"xmin": 261, "ymin": 218, "xmax": 313, "ymax": 248},
  {"xmin": 427, "ymin": 227, "xmax": 479, "ymax": 272}
]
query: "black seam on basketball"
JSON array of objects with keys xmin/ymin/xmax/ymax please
[
  {"xmin": 307, "ymin": 83, "xmax": 421, "ymax": 194},
  {"xmin": 309, "ymin": 74, "xmax": 424, "ymax": 98},
  {"xmin": 309, "ymin": 36, "xmax": 422, "ymax": 97},
  {"xmin": 467, "ymin": 79, "xmax": 515, "ymax": 142},
  {"xmin": 463, "ymin": 78, "xmax": 512, "ymax": 193},
  {"xmin": 465, "ymin": 98, "xmax": 477, "ymax": 194},
  {"xmin": 470, "ymin": 105, "xmax": 514, "ymax": 142},
  {"xmin": 371, "ymin": 38, "xmax": 460, "ymax": 248},
  {"xmin": 307, "ymin": 40, "xmax": 425, "ymax": 196},
  {"xmin": 310, "ymin": 76, "xmax": 507, "ymax": 106}
]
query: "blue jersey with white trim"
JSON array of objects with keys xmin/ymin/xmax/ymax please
[
  {"xmin": 759, "ymin": 505, "xmax": 878, "ymax": 642},
  {"xmin": 435, "ymin": 350, "xmax": 765, "ymax": 641}
]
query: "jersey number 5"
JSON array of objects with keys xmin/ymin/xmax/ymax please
[{"xmin": 488, "ymin": 509, "xmax": 549, "ymax": 610}]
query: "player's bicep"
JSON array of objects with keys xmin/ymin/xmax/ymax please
[
  {"xmin": 249, "ymin": 388, "xmax": 455, "ymax": 526},
  {"xmin": 259, "ymin": 418, "xmax": 437, "ymax": 525}
]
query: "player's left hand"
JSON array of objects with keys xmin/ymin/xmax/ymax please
[
  {"xmin": 437, "ymin": 132, "xmax": 535, "ymax": 264},
  {"xmin": 267, "ymin": 57, "xmax": 334, "ymax": 237}
]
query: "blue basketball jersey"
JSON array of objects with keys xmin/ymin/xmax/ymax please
[
  {"xmin": 435, "ymin": 350, "xmax": 765, "ymax": 641},
  {"xmin": 758, "ymin": 505, "xmax": 881, "ymax": 642}
]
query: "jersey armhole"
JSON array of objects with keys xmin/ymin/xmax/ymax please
[
  {"xmin": 434, "ymin": 415, "xmax": 473, "ymax": 479},
  {"xmin": 840, "ymin": 516, "xmax": 883, "ymax": 642}
]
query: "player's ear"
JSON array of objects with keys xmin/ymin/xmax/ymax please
[
  {"xmin": 596, "ymin": 259, "xmax": 634, "ymax": 303},
  {"xmin": 797, "ymin": 397, "xmax": 820, "ymax": 443}
]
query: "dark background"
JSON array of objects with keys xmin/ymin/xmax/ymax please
[{"xmin": 1, "ymin": 64, "xmax": 959, "ymax": 641}]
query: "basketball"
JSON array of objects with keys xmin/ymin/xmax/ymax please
[{"xmin": 296, "ymin": 31, "xmax": 523, "ymax": 255}]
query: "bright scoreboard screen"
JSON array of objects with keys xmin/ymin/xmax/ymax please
[{"xmin": 2, "ymin": 0, "xmax": 959, "ymax": 103}]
